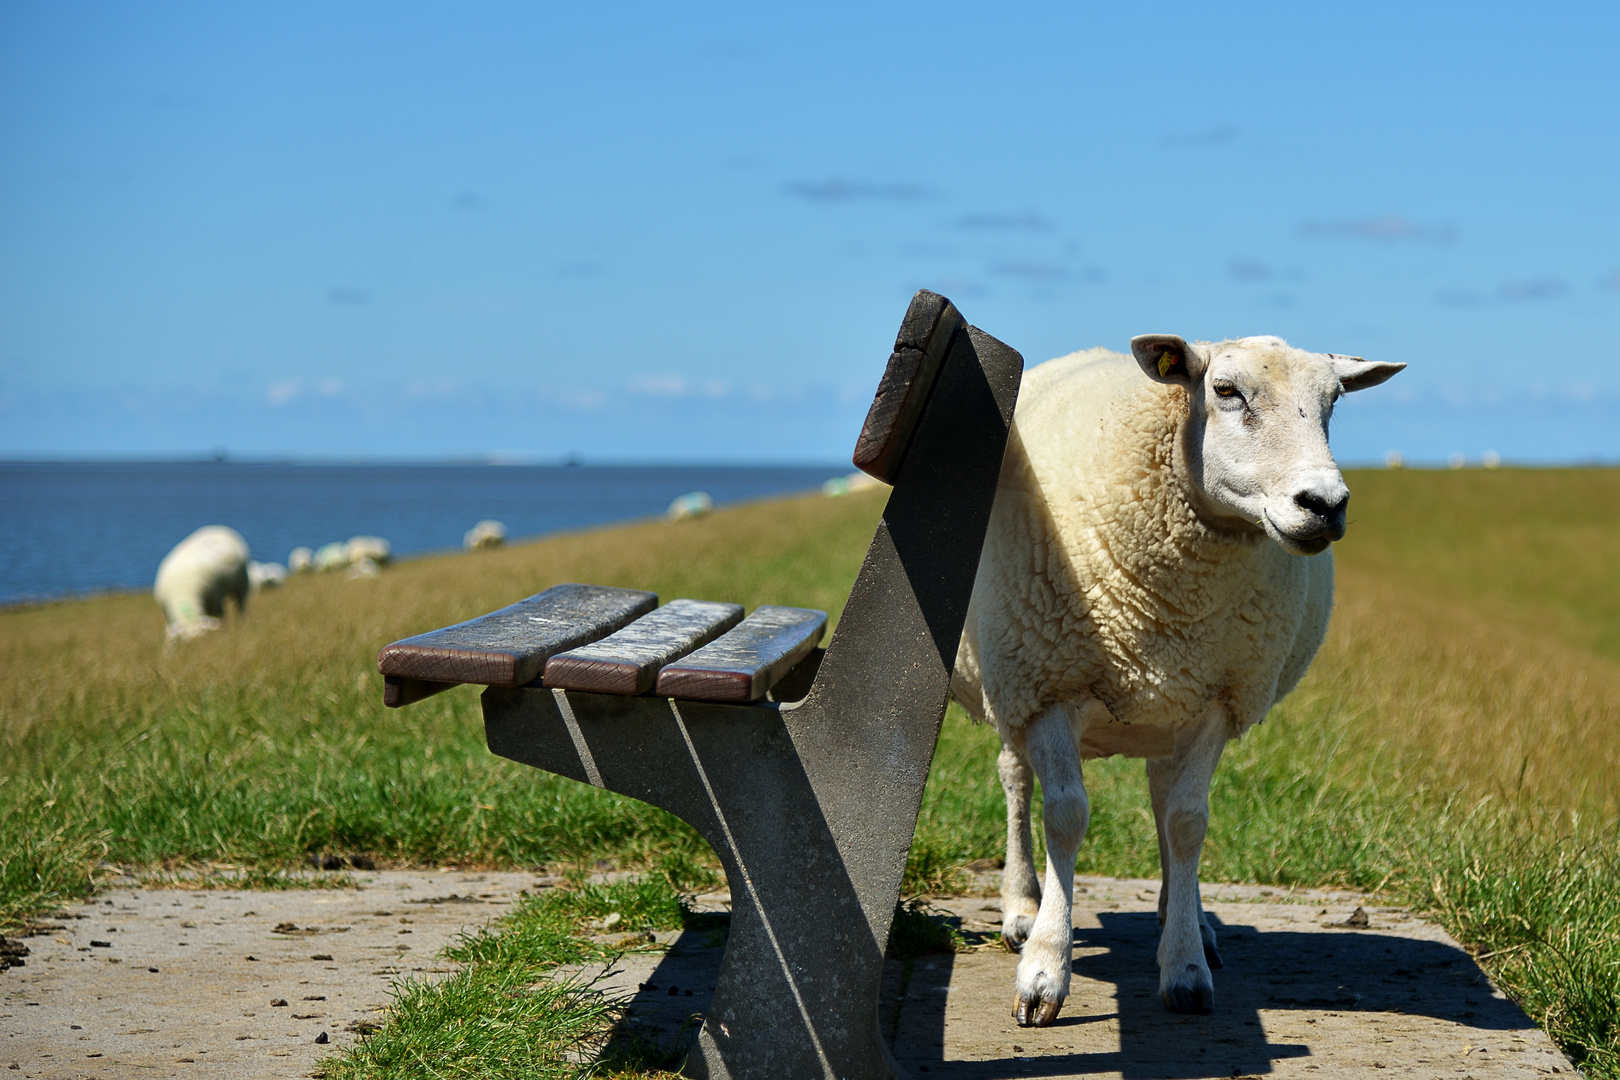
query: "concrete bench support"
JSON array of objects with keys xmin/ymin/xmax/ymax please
[{"xmin": 482, "ymin": 292, "xmax": 1021, "ymax": 1079}]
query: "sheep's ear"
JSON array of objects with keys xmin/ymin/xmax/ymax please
[
  {"xmin": 1131, "ymin": 334, "xmax": 1204, "ymax": 387},
  {"xmin": 1327, "ymin": 354, "xmax": 1406, "ymax": 392}
]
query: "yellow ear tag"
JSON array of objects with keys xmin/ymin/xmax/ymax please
[{"xmin": 1157, "ymin": 350, "xmax": 1178, "ymax": 378}]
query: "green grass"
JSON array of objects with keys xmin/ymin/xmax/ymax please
[
  {"xmin": 1338, "ymin": 467, "xmax": 1620, "ymax": 662},
  {"xmin": 0, "ymin": 490, "xmax": 884, "ymax": 924},
  {"xmin": 4, "ymin": 470, "xmax": 1620, "ymax": 1075},
  {"xmin": 324, "ymin": 872, "xmax": 699, "ymax": 1080}
]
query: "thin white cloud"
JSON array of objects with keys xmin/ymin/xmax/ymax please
[
  {"xmin": 1228, "ymin": 259, "xmax": 1271, "ymax": 282},
  {"xmin": 989, "ymin": 260, "xmax": 1069, "ymax": 281},
  {"xmin": 405, "ymin": 378, "xmax": 459, "ymax": 399},
  {"xmin": 1438, "ymin": 277, "xmax": 1570, "ymax": 307},
  {"xmin": 1301, "ymin": 215, "xmax": 1456, "ymax": 243},
  {"xmin": 1159, "ymin": 125, "xmax": 1238, "ymax": 149},
  {"xmin": 1498, "ymin": 278, "xmax": 1568, "ymax": 302},
  {"xmin": 1436, "ymin": 289, "xmax": 1485, "ymax": 308},
  {"xmin": 627, "ymin": 374, "xmax": 731, "ymax": 400},
  {"xmin": 628, "ymin": 374, "xmax": 690, "ymax": 398},
  {"xmin": 781, "ymin": 178, "xmax": 934, "ymax": 203},
  {"xmin": 538, "ymin": 386, "xmax": 607, "ymax": 411},
  {"xmin": 952, "ymin": 211, "xmax": 1054, "ymax": 233}
]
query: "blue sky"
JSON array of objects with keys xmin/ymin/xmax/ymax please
[{"xmin": 2, "ymin": 1, "xmax": 1617, "ymax": 464}]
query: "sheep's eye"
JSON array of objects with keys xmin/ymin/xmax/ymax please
[{"xmin": 1212, "ymin": 381, "xmax": 1240, "ymax": 399}]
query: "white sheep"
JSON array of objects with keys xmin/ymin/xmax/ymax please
[
  {"xmin": 952, "ymin": 334, "xmax": 1403, "ymax": 1025},
  {"xmin": 312, "ymin": 542, "xmax": 348, "ymax": 572},
  {"xmin": 288, "ymin": 546, "xmax": 314, "ymax": 574},
  {"xmin": 153, "ymin": 525, "xmax": 252, "ymax": 642},
  {"xmin": 821, "ymin": 471, "xmax": 889, "ymax": 497},
  {"xmin": 344, "ymin": 535, "xmax": 392, "ymax": 567},
  {"xmin": 248, "ymin": 561, "xmax": 288, "ymax": 590},
  {"xmin": 464, "ymin": 519, "xmax": 507, "ymax": 550},
  {"xmin": 667, "ymin": 491, "xmax": 714, "ymax": 521}
]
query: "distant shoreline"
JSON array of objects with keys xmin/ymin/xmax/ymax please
[{"xmin": 0, "ymin": 462, "xmax": 846, "ymax": 606}]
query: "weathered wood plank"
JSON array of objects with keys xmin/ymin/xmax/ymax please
[
  {"xmin": 377, "ymin": 583, "xmax": 657, "ymax": 693},
  {"xmin": 543, "ymin": 598, "xmax": 746, "ymax": 695},
  {"xmin": 851, "ymin": 289, "xmax": 966, "ymax": 483},
  {"xmin": 654, "ymin": 605, "xmax": 828, "ymax": 702}
]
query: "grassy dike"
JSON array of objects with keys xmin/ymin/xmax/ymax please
[{"xmin": 3, "ymin": 472, "xmax": 1619, "ymax": 1074}]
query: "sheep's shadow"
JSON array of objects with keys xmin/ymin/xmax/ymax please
[{"xmin": 883, "ymin": 909, "xmax": 1535, "ymax": 1079}]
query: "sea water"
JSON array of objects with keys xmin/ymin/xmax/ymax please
[{"xmin": 0, "ymin": 461, "xmax": 843, "ymax": 605}]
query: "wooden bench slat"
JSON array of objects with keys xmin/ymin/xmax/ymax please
[
  {"xmin": 377, "ymin": 583, "xmax": 658, "ymax": 693},
  {"xmin": 543, "ymin": 598, "xmax": 745, "ymax": 695},
  {"xmin": 851, "ymin": 289, "xmax": 966, "ymax": 484},
  {"xmin": 653, "ymin": 605, "xmax": 828, "ymax": 702}
]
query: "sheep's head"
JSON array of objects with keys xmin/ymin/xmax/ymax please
[{"xmin": 1130, "ymin": 334, "xmax": 1404, "ymax": 556}]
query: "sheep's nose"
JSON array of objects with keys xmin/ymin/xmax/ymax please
[{"xmin": 1294, "ymin": 488, "xmax": 1349, "ymax": 540}]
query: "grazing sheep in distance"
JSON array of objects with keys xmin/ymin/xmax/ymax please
[
  {"xmin": 154, "ymin": 525, "xmax": 251, "ymax": 642},
  {"xmin": 952, "ymin": 334, "xmax": 1404, "ymax": 1025},
  {"xmin": 248, "ymin": 561, "xmax": 287, "ymax": 590},
  {"xmin": 294, "ymin": 537, "xmax": 393, "ymax": 575},
  {"xmin": 344, "ymin": 535, "xmax": 391, "ymax": 567},
  {"xmin": 464, "ymin": 519, "xmax": 507, "ymax": 550},
  {"xmin": 667, "ymin": 491, "xmax": 714, "ymax": 521},
  {"xmin": 821, "ymin": 471, "xmax": 889, "ymax": 497},
  {"xmin": 312, "ymin": 542, "xmax": 348, "ymax": 572},
  {"xmin": 343, "ymin": 536, "xmax": 391, "ymax": 577}
]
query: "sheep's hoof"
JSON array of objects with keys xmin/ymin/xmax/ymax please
[
  {"xmin": 1001, "ymin": 914, "xmax": 1035, "ymax": 953},
  {"xmin": 1160, "ymin": 963, "xmax": 1214, "ymax": 1014},
  {"xmin": 1012, "ymin": 993, "xmax": 1063, "ymax": 1027}
]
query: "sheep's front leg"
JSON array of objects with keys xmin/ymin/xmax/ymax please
[
  {"xmin": 1148, "ymin": 758, "xmax": 1221, "ymax": 970},
  {"xmin": 1148, "ymin": 703, "xmax": 1228, "ymax": 1014},
  {"xmin": 997, "ymin": 733, "xmax": 1041, "ymax": 951},
  {"xmin": 1012, "ymin": 704, "xmax": 1089, "ymax": 1027}
]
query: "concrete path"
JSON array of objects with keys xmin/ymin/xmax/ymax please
[
  {"xmin": 4, "ymin": 873, "xmax": 1577, "ymax": 1079},
  {"xmin": 2, "ymin": 869, "xmax": 535, "ymax": 1079},
  {"xmin": 594, "ymin": 878, "xmax": 1577, "ymax": 1079}
]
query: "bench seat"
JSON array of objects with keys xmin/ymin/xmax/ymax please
[{"xmin": 378, "ymin": 585, "xmax": 827, "ymax": 706}]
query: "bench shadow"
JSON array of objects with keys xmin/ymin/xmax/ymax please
[
  {"xmin": 598, "ymin": 914, "xmax": 729, "ymax": 1067},
  {"xmin": 885, "ymin": 909, "xmax": 1537, "ymax": 1079}
]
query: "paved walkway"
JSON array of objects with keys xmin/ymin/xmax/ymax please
[
  {"xmin": 4, "ymin": 873, "xmax": 1577, "ymax": 1078},
  {"xmin": 592, "ymin": 878, "xmax": 1576, "ymax": 1079},
  {"xmin": 2, "ymin": 870, "xmax": 536, "ymax": 1079}
]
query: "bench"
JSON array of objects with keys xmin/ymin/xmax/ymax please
[{"xmin": 376, "ymin": 290, "xmax": 1022, "ymax": 1080}]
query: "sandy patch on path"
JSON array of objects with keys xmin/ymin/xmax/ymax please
[{"xmin": 2, "ymin": 869, "xmax": 534, "ymax": 1079}]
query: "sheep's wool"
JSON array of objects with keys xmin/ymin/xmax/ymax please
[
  {"xmin": 954, "ymin": 348, "xmax": 1333, "ymax": 756},
  {"xmin": 153, "ymin": 524, "xmax": 252, "ymax": 638}
]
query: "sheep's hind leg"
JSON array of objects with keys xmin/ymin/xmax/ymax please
[
  {"xmin": 1148, "ymin": 757, "xmax": 1221, "ymax": 970},
  {"xmin": 997, "ymin": 732, "xmax": 1041, "ymax": 952},
  {"xmin": 1148, "ymin": 704, "xmax": 1228, "ymax": 1014},
  {"xmin": 1012, "ymin": 704, "xmax": 1089, "ymax": 1027}
]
